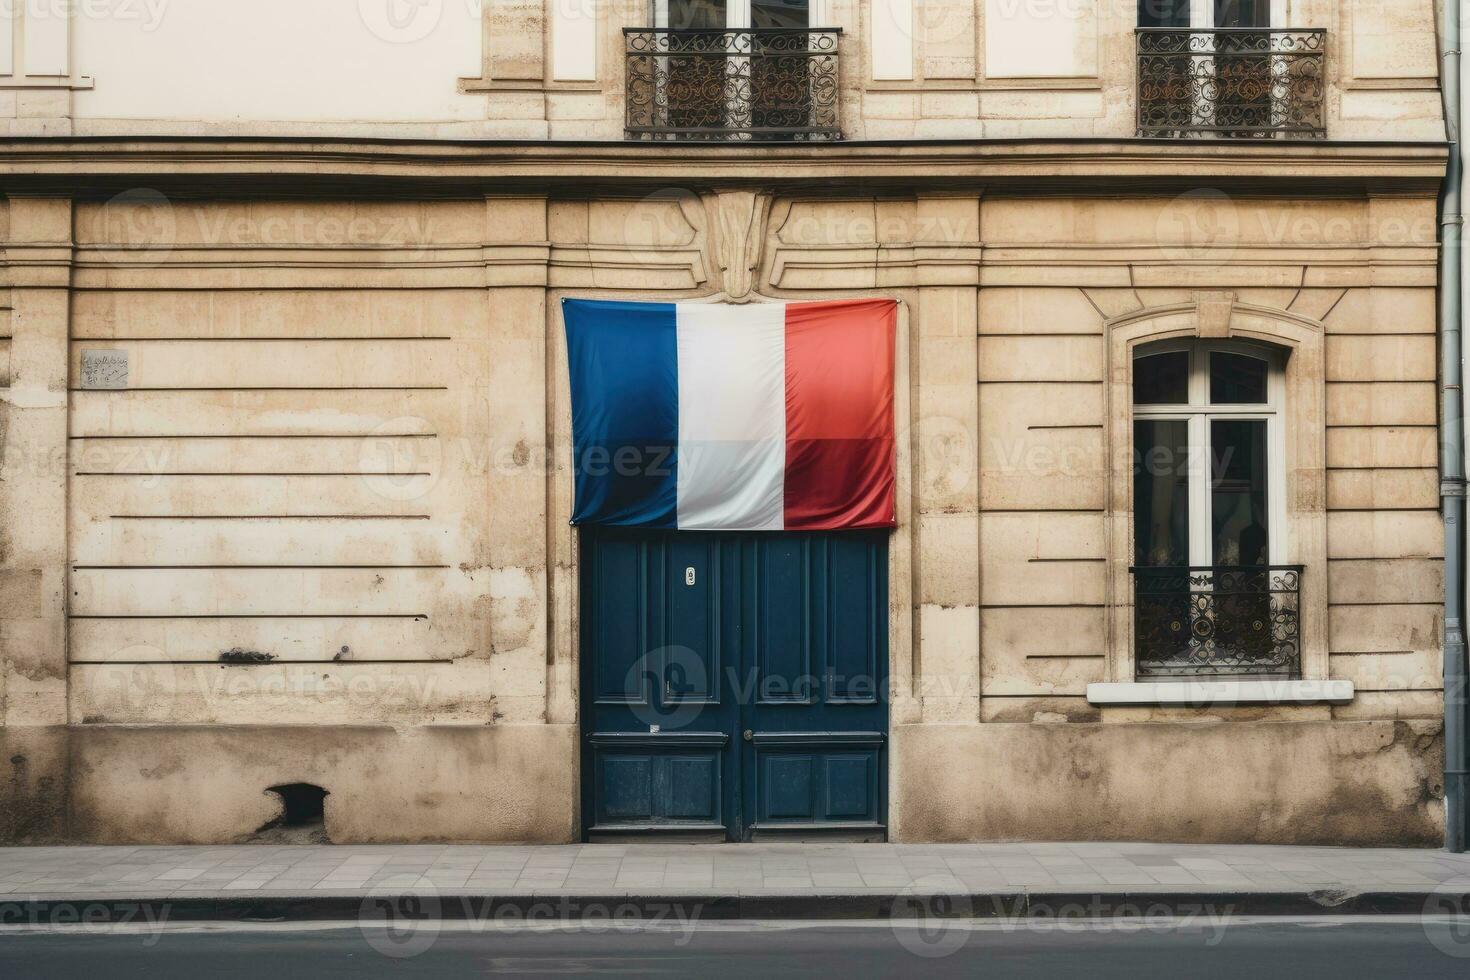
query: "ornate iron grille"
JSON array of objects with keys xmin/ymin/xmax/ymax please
[
  {"xmin": 1132, "ymin": 565, "xmax": 1304, "ymax": 678},
  {"xmin": 1137, "ymin": 28, "xmax": 1326, "ymax": 138},
  {"xmin": 625, "ymin": 28, "xmax": 841, "ymax": 141}
]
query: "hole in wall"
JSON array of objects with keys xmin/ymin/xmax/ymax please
[{"xmin": 251, "ymin": 783, "xmax": 331, "ymax": 844}]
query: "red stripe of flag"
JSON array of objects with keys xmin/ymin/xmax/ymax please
[{"xmin": 783, "ymin": 299, "xmax": 898, "ymax": 531}]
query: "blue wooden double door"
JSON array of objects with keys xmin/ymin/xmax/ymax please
[{"xmin": 580, "ymin": 528, "xmax": 889, "ymax": 840}]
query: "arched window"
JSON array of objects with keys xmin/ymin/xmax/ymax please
[
  {"xmin": 1131, "ymin": 340, "xmax": 1296, "ymax": 679},
  {"xmin": 1132, "ymin": 339, "xmax": 1285, "ymax": 570}
]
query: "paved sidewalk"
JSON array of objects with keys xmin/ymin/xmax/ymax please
[{"xmin": 2, "ymin": 842, "xmax": 1469, "ymax": 921}]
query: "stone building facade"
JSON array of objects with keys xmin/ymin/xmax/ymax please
[{"xmin": 0, "ymin": 0, "xmax": 1451, "ymax": 844}]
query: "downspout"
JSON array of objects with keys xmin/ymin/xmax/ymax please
[{"xmin": 1441, "ymin": 0, "xmax": 1467, "ymax": 854}]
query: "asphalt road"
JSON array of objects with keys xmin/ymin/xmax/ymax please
[{"xmin": 3, "ymin": 917, "xmax": 1470, "ymax": 978}]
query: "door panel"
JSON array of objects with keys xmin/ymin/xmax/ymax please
[
  {"xmin": 752, "ymin": 536, "xmax": 813, "ymax": 703},
  {"xmin": 581, "ymin": 528, "xmax": 887, "ymax": 840}
]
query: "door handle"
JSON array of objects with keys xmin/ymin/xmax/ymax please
[{"xmin": 743, "ymin": 729, "xmax": 753, "ymax": 741}]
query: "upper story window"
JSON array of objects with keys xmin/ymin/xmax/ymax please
[
  {"xmin": 627, "ymin": 1, "xmax": 841, "ymax": 141},
  {"xmin": 1136, "ymin": 0, "xmax": 1327, "ymax": 140},
  {"xmin": 1131, "ymin": 341, "xmax": 1302, "ymax": 679}
]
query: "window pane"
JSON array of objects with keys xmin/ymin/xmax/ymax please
[
  {"xmin": 1133, "ymin": 351, "xmax": 1190, "ymax": 405},
  {"xmin": 1134, "ymin": 420, "xmax": 1191, "ymax": 567},
  {"xmin": 1211, "ymin": 420, "xmax": 1269, "ymax": 566},
  {"xmin": 668, "ymin": 0, "xmax": 727, "ymax": 29},
  {"xmin": 753, "ymin": 0, "xmax": 809, "ymax": 29},
  {"xmin": 1214, "ymin": 0, "xmax": 1269, "ymax": 28},
  {"xmin": 1210, "ymin": 351, "xmax": 1268, "ymax": 404},
  {"xmin": 1138, "ymin": 0, "xmax": 1190, "ymax": 27}
]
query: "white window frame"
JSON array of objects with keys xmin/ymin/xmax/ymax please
[
  {"xmin": 655, "ymin": 1, "xmax": 832, "ymax": 30},
  {"xmin": 1132, "ymin": 339, "xmax": 1287, "ymax": 569},
  {"xmin": 1181, "ymin": 0, "xmax": 1284, "ymax": 28}
]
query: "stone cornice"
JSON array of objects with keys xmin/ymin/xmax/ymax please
[{"xmin": 0, "ymin": 137, "xmax": 1446, "ymax": 193}]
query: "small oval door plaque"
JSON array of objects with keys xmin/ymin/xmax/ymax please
[{"xmin": 685, "ymin": 567, "xmax": 696, "ymax": 586}]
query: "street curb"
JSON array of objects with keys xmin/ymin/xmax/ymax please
[{"xmin": 2, "ymin": 889, "xmax": 1466, "ymax": 924}]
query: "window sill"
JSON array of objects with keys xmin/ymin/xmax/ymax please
[{"xmin": 1086, "ymin": 679, "xmax": 1354, "ymax": 707}]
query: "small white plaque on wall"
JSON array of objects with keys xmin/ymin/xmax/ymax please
[{"xmin": 80, "ymin": 349, "xmax": 129, "ymax": 390}]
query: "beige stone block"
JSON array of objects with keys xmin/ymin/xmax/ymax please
[
  {"xmin": 1326, "ymin": 426, "xmax": 1436, "ymax": 470},
  {"xmin": 481, "ymin": 198, "xmax": 549, "ymax": 246},
  {"xmin": 978, "ymin": 380, "xmax": 1103, "ymax": 510},
  {"xmin": 978, "ymin": 695, "xmax": 1100, "ymax": 724},
  {"xmin": 67, "ymin": 725, "xmax": 577, "ymax": 844},
  {"xmin": 980, "ymin": 606, "xmax": 1105, "ymax": 697},
  {"xmin": 980, "ymin": 558, "xmax": 1105, "ymax": 608},
  {"xmin": 588, "ymin": 198, "xmax": 699, "ymax": 248},
  {"xmin": 917, "ymin": 513, "xmax": 979, "ymax": 608},
  {"xmin": 1231, "ymin": 289, "xmax": 1300, "ymax": 310},
  {"xmin": 978, "ymin": 335, "xmax": 1102, "ymax": 382},
  {"xmin": 913, "ymin": 288, "xmax": 979, "ymax": 342},
  {"xmin": 1330, "ymin": 651, "xmax": 1442, "ymax": 694},
  {"xmin": 547, "ymin": 201, "xmax": 589, "ymax": 245},
  {"xmin": 1347, "ymin": 0, "xmax": 1439, "ymax": 82},
  {"xmin": 980, "ymin": 510, "xmax": 1106, "ymax": 561},
  {"xmin": 914, "ymin": 382, "xmax": 978, "ymax": 512},
  {"xmin": 919, "ymin": 91, "xmax": 980, "ymax": 121},
  {"xmin": 8, "ymin": 197, "xmax": 71, "ymax": 244},
  {"xmin": 1334, "ymin": 690, "xmax": 1444, "ymax": 721},
  {"xmin": 16, "ymin": 90, "xmax": 68, "ymax": 119},
  {"xmin": 1325, "ymin": 335, "xmax": 1436, "ymax": 382},
  {"xmin": 1327, "ymin": 382, "xmax": 1437, "ymax": 427},
  {"xmin": 1322, "ymin": 288, "xmax": 1436, "ymax": 335},
  {"xmin": 1288, "ymin": 288, "xmax": 1348, "ymax": 323},
  {"xmin": 978, "ymin": 91, "xmax": 1103, "ymax": 121},
  {"xmin": 916, "ymin": 195, "xmax": 980, "ymax": 245},
  {"xmin": 893, "ymin": 720, "xmax": 1441, "ymax": 845},
  {"xmin": 1328, "ymin": 558, "xmax": 1444, "ymax": 606},
  {"xmin": 1080, "ymin": 289, "xmax": 1143, "ymax": 319},
  {"xmin": 1330, "ymin": 603, "xmax": 1442, "ymax": 655},
  {"xmin": 918, "ymin": 603, "xmax": 980, "ymax": 723},
  {"xmin": 778, "ymin": 200, "xmax": 878, "ymax": 247},
  {"xmin": 70, "ymin": 660, "xmax": 495, "ymax": 726},
  {"xmin": 1130, "ymin": 265, "xmax": 1307, "ymax": 290},
  {"xmin": 1328, "ymin": 511, "xmax": 1443, "ymax": 560},
  {"xmin": 918, "ymin": 334, "xmax": 978, "ymax": 386},
  {"xmin": 1326, "ymin": 468, "xmax": 1438, "ymax": 511},
  {"xmin": 978, "ymin": 287, "xmax": 1104, "ymax": 335},
  {"xmin": 70, "ymin": 616, "xmax": 446, "ymax": 664},
  {"xmin": 861, "ymin": 92, "xmax": 921, "ymax": 121},
  {"xmin": 68, "ymin": 338, "xmax": 455, "ymax": 389}
]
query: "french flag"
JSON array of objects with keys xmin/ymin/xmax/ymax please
[{"xmin": 562, "ymin": 298, "xmax": 897, "ymax": 531}]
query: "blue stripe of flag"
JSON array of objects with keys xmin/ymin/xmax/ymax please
[{"xmin": 562, "ymin": 299, "xmax": 679, "ymax": 528}]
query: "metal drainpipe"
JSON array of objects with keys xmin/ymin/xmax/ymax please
[{"xmin": 1441, "ymin": 0, "xmax": 1467, "ymax": 854}]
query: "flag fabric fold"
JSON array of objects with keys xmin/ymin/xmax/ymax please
[{"xmin": 562, "ymin": 297, "xmax": 897, "ymax": 532}]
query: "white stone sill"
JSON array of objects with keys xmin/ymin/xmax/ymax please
[{"xmin": 1086, "ymin": 680, "xmax": 1355, "ymax": 707}]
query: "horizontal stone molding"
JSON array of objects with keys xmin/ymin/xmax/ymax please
[{"xmin": 0, "ymin": 138, "xmax": 1445, "ymax": 190}]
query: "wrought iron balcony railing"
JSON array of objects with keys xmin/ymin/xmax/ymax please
[
  {"xmin": 1137, "ymin": 28, "xmax": 1327, "ymax": 139},
  {"xmin": 1132, "ymin": 565, "xmax": 1304, "ymax": 679},
  {"xmin": 625, "ymin": 28, "xmax": 841, "ymax": 141}
]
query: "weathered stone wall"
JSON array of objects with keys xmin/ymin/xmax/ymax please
[
  {"xmin": 0, "ymin": 183, "xmax": 1446, "ymax": 844},
  {"xmin": 0, "ymin": 1, "xmax": 1443, "ymax": 141}
]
